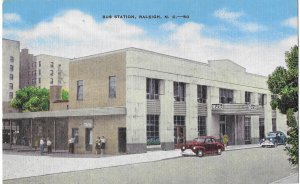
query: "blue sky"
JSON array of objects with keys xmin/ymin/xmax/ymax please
[{"xmin": 2, "ymin": 0, "xmax": 298, "ymax": 75}]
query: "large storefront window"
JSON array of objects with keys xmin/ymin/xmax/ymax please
[
  {"xmin": 72, "ymin": 128, "xmax": 79, "ymax": 144},
  {"xmin": 272, "ymin": 118, "xmax": 277, "ymax": 131},
  {"xmin": 147, "ymin": 115, "xmax": 160, "ymax": 145},
  {"xmin": 219, "ymin": 88, "xmax": 233, "ymax": 103},
  {"xmin": 244, "ymin": 117, "xmax": 251, "ymax": 143},
  {"xmin": 197, "ymin": 85, "xmax": 207, "ymax": 103},
  {"xmin": 259, "ymin": 118, "xmax": 265, "ymax": 139},
  {"xmin": 174, "ymin": 116, "xmax": 185, "ymax": 145},
  {"xmin": 198, "ymin": 116, "xmax": 207, "ymax": 136},
  {"xmin": 146, "ymin": 78, "xmax": 160, "ymax": 100},
  {"xmin": 174, "ymin": 82, "xmax": 185, "ymax": 101}
]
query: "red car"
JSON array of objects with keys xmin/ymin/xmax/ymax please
[{"xmin": 181, "ymin": 136, "xmax": 225, "ymax": 157}]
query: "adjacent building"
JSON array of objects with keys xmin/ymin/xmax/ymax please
[
  {"xmin": 3, "ymin": 48, "xmax": 287, "ymax": 155},
  {"xmin": 2, "ymin": 39, "xmax": 20, "ymax": 113},
  {"xmin": 20, "ymin": 48, "xmax": 36, "ymax": 88}
]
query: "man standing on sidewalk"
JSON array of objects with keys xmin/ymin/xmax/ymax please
[
  {"xmin": 100, "ymin": 136, "xmax": 107, "ymax": 155},
  {"xmin": 40, "ymin": 137, "xmax": 45, "ymax": 155}
]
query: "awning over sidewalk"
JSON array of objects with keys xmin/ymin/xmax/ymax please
[{"xmin": 3, "ymin": 106, "xmax": 127, "ymax": 120}]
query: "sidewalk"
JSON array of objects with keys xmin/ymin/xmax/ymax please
[
  {"xmin": 3, "ymin": 144, "xmax": 261, "ymax": 180},
  {"xmin": 270, "ymin": 172, "xmax": 299, "ymax": 184}
]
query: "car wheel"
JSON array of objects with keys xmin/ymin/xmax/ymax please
[
  {"xmin": 181, "ymin": 147, "xmax": 186, "ymax": 152},
  {"xmin": 217, "ymin": 148, "xmax": 222, "ymax": 155},
  {"xmin": 262, "ymin": 145, "xmax": 266, "ymax": 148},
  {"xmin": 197, "ymin": 150, "xmax": 203, "ymax": 157}
]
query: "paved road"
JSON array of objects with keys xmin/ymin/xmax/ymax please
[{"xmin": 4, "ymin": 146, "xmax": 298, "ymax": 184}]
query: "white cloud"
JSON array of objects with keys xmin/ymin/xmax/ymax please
[
  {"xmin": 3, "ymin": 13, "xmax": 21, "ymax": 23},
  {"xmin": 213, "ymin": 8, "xmax": 242, "ymax": 21},
  {"xmin": 282, "ymin": 17, "xmax": 298, "ymax": 29},
  {"xmin": 213, "ymin": 8, "xmax": 267, "ymax": 33},
  {"xmin": 160, "ymin": 22, "xmax": 178, "ymax": 31},
  {"xmin": 3, "ymin": 9, "xmax": 297, "ymax": 76}
]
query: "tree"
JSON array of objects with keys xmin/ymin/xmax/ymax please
[
  {"xmin": 267, "ymin": 45, "xmax": 298, "ymax": 165},
  {"xmin": 11, "ymin": 86, "xmax": 49, "ymax": 112},
  {"xmin": 61, "ymin": 89, "xmax": 69, "ymax": 101}
]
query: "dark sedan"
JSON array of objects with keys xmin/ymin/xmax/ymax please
[
  {"xmin": 181, "ymin": 136, "xmax": 225, "ymax": 157},
  {"xmin": 260, "ymin": 131, "xmax": 286, "ymax": 148}
]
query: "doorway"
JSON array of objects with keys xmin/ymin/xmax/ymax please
[
  {"xmin": 118, "ymin": 128, "xmax": 126, "ymax": 153},
  {"xmin": 85, "ymin": 128, "xmax": 93, "ymax": 151}
]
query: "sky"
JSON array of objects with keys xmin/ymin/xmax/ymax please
[{"xmin": 2, "ymin": 0, "xmax": 299, "ymax": 76}]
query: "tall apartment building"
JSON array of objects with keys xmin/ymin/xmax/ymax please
[
  {"xmin": 35, "ymin": 55, "xmax": 70, "ymax": 90},
  {"xmin": 2, "ymin": 39, "xmax": 20, "ymax": 112},
  {"xmin": 20, "ymin": 49, "xmax": 37, "ymax": 88}
]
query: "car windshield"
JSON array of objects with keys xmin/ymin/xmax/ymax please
[
  {"xmin": 266, "ymin": 133, "xmax": 276, "ymax": 137},
  {"xmin": 193, "ymin": 138, "xmax": 205, "ymax": 142}
]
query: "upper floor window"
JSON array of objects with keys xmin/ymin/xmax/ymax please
[
  {"xmin": 197, "ymin": 85, "xmax": 207, "ymax": 103},
  {"xmin": 109, "ymin": 76, "xmax": 117, "ymax": 98},
  {"xmin": 258, "ymin": 93, "xmax": 265, "ymax": 106},
  {"xmin": 39, "ymin": 69, "xmax": 41, "ymax": 75},
  {"xmin": 245, "ymin": 91, "xmax": 251, "ymax": 104},
  {"xmin": 10, "ymin": 56, "xmax": 14, "ymax": 63},
  {"xmin": 219, "ymin": 88, "xmax": 233, "ymax": 103},
  {"xmin": 9, "ymin": 65, "xmax": 14, "ymax": 72},
  {"xmin": 38, "ymin": 78, "xmax": 41, "ymax": 84},
  {"xmin": 50, "ymin": 70, "xmax": 54, "ymax": 76},
  {"xmin": 39, "ymin": 61, "xmax": 41, "ymax": 67},
  {"xmin": 9, "ymin": 74, "xmax": 13, "ymax": 80},
  {"xmin": 9, "ymin": 92, "xmax": 13, "ymax": 99},
  {"xmin": 58, "ymin": 64, "xmax": 61, "ymax": 70},
  {"xmin": 174, "ymin": 82, "xmax": 185, "ymax": 101},
  {"xmin": 50, "ymin": 62, "xmax": 54, "ymax": 68},
  {"xmin": 146, "ymin": 78, "xmax": 160, "ymax": 100},
  {"xmin": 9, "ymin": 83, "xmax": 13, "ymax": 90},
  {"xmin": 77, "ymin": 80, "xmax": 83, "ymax": 100},
  {"xmin": 50, "ymin": 78, "xmax": 53, "ymax": 84}
]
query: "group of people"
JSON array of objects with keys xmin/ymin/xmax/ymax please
[
  {"xmin": 95, "ymin": 136, "xmax": 107, "ymax": 155},
  {"xmin": 39, "ymin": 137, "xmax": 52, "ymax": 155}
]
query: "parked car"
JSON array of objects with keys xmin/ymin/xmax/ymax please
[
  {"xmin": 181, "ymin": 136, "xmax": 225, "ymax": 157},
  {"xmin": 260, "ymin": 131, "xmax": 286, "ymax": 148}
]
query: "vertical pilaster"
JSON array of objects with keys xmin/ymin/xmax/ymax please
[
  {"xmin": 264, "ymin": 94, "xmax": 272, "ymax": 133},
  {"xmin": 207, "ymin": 86, "xmax": 220, "ymax": 137},
  {"xmin": 185, "ymin": 83, "xmax": 198, "ymax": 141},
  {"xmin": 251, "ymin": 92, "xmax": 259, "ymax": 143},
  {"xmin": 160, "ymin": 80, "xmax": 174, "ymax": 150},
  {"xmin": 126, "ymin": 75, "xmax": 147, "ymax": 154}
]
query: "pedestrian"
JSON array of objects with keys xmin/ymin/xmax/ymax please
[
  {"xmin": 95, "ymin": 136, "xmax": 101, "ymax": 154},
  {"xmin": 100, "ymin": 136, "xmax": 107, "ymax": 155},
  {"xmin": 68, "ymin": 137, "xmax": 75, "ymax": 154},
  {"xmin": 47, "ymin": 137, "xmax": 52, "ymax": 154},
  {"xmin": 40, "ymin": 137, "xmax": 45, "ymax": 155}
]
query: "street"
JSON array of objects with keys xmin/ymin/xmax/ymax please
[{"xmin": 4, "ymin": 146, "xmax": 298, "ymax": 184}]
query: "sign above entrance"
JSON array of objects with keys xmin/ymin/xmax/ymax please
[{"xmin": 83, "ymin": 119, "xmax": 94, "ymax": 128}]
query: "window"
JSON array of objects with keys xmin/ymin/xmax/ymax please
[
  {"xmin": 9, "ymin": 74, "xmax": 13, "ymax": 80},
  {"xmin": 244, "ymin": 117, "xmax": 251, "ymax": 142},
  {"xmin": 50, "ymin": 78, "xmax": 53, "ymax": 84},
  {"xmin": 39, "ymin": 61, "xmax": 41, "ymax": 67},
  {"xmin": 9, "ymin": 65, "xmax": 14, "ymax": 72},
  {"xmin": 50, "ymin": 62, "xmax": 54, "ymax": 68},
  {"xmin": 146, "ymin": 115, "xmax": 160, "ymax": 145},
  {"xmin": 272, "ymin": 118, "xmax": 277, "ymax": 131},
  {"xmin": 174, "ymin": 82, "xmax": 185, "ymax": 101},
  {"xmin": 174, "ymin": 116, "xmax": 185, "ymax": 126},
  {"xmin": 198, "ymin": 116, "xmax": 207, "ymax": 136},
  {"xmin": 146, "ymin": 78, "xmax": 160, "ymax": 100},
  {"xmin": 50, "ymin": 70, "xmax": 53, "ymax": 76},
  {"xmin": 219, "ymin": 88, "xmax": 233, "ymax": 103},
  {"xmin": 32, "ymin": 79, "xmax": 35, "ymax": 84},
  {"xmin": 72, "ymin": 128, "xmax": 79, "ymax": 144},
  {"xmin": 245, "ymin": 91, "xmax": 251, "ymax": 104},
  {"xmin": 38, "ymin": 78, "xmax": 41, "ymax": 84},
  {"xmin": 9, "ymin": 92, "xmax": 13, "ymax": 99},
  {"xmin": 197, "ymin": 85, "xmax": 207, "ymax": 103},
  {"xmin": 34, "ymin": 62, "xmax": 36, "ymax": 67},
  {"xmin": 58, "ymin": 80, "xmax": 61, "ymax": 85},
  {"xmin": 258, "ymin": 93, "xmax": 265, "ymax": 106},
  {"xmin": 77, "ymin": 80, "xmax": 83, "ymax": 100},
  {"xmin": 109, "ymin": 76, "xmax": 116, "ymax": 98},
  {"xmin": 259, "ymin": 118, "xmax": 265, "ymax": 139},
  {"xmin": 39, "ymin": 69, "xmax": 41, "ymax": 75},
  {"xmin": 9, "ymin": 83, "xmax": 13, "ymax": 90},
  {"xmin": 10, "ymin": 56, "xmax": 14, "ymax": 63}
]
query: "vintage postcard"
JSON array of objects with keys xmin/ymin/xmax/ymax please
[{"xmin": 2, "ymin": 0, "xmax": 299, "ymax": 184}]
